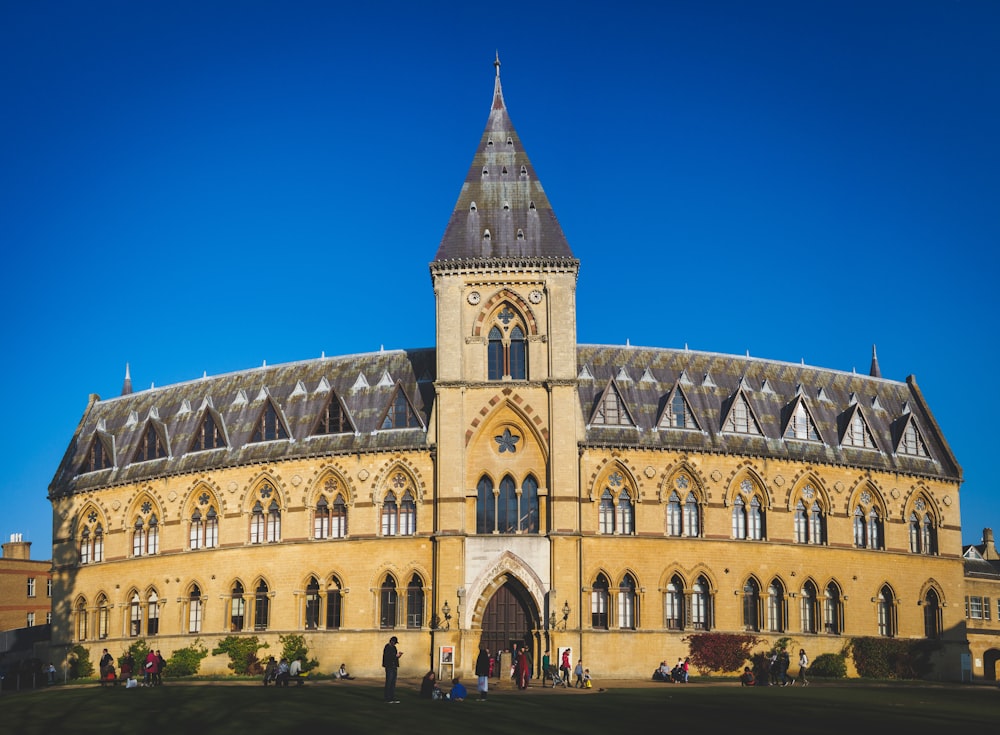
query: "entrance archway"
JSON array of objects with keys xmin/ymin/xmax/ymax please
[
  {"xmin": 984, "ymin": 648, "xmax": 1000, "ymax": 682},
  {"xmin": 479, "ymin": 575, "xmax": 539, "ymax": 669}
]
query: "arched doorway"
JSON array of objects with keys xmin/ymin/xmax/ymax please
[
  {"xmin": 479, "ymin": 576, "xmax": 538, "ymax": 671},
  {"xmin": 984, "ymin": 648, "xmax": 1000, "ymax": 682}
]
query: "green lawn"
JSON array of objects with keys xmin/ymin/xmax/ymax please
[{"xmin": 1, "ymin": 679, "xmax": 996, "ymax": 735}]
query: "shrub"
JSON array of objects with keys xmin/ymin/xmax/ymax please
[
  {"xmin": 67, "ymin": 645, "xmax": 93, "ymax": 679},
  {"xmin": 810, "ymin": 651, "xmax": 848, "ymax": 679},
  {"xmin": 278, "ymin": 634, "xmax": 319, "ymax": 673},
  {"xmin": 850, "ymin": 637, "xmax": 940, "ymax": 679},
  {"xmin": 167, "ymin": 639, "xmax": 209, "ymax": 677},
  {"xmin": 212, "ymin": 636, "xmax": 269, "ymax": 675},
  {"xmin": 120, "ymin": 639, "xmax": 152, "ymax": 674},
  {"xmin": 683, "ymin": 632, "xmax": 761, "ymax": 675}
]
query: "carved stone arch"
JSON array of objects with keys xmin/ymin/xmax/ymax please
[
  {"xmin": 615, "ymin": 567, "xmax": 642, "ymax": 589},
  {"xmin": 75, "ymin": 503, "xmax": 109, "ymax": 536},
  {"xmin": 659, "ymin": 460, "xmax": 707, "ymax": 504},
  {"xmin": 472, "ymin": 288, "xmax": 539, "ymax": 337},
  {"xmin": 466, "ymin": 551, "xmax": 546, "ymax": 630},
  {"xmin": 125, "ymin": 488, "xmax": 165, "ymax": 523},
  {"xmin": 918, "ymin": 578, "xmax": 946, "ymax": 605},
  {"xmin": 658, "ymin": 568, "xmax": 688, "ymax": 590},
  {"xmin": 309, "ymin": 463, "xmax": 356, "ymax": 506},
  {"xmin": 787, "ymin": 471, "xmax": 831, "ymax": 513},
  {"xmin": 183, "ymin": 481, "xmax": 222, "ymax": 515},
  {"xmin": 370, "ymin": 562, "xmax": 403, "ymax": 591},
  {"xmin": 847, "ymin": 478, "xmax": 888, "ymax": 517},
  {"xmin": 873, "ymin": 580, "xmax": 898, "ymax": 603},
  {"xmin": 724, "ymin": 463, "xmax": 770, "ymax": 508},
  {"xmin": 370, "ymin": 456, "xmax": 427, "ymax": 504},
  {"xmin": 902, "ymin": 481, "xmax": 940, "ymax": 521},
  {"xmin": 465, "ymin": 393, "xmax": 550, "ymax": 454},
  {"xmin": 588, "ymin": 455, "xmax": 642, "ymax": 503},
  {"xmin": 794, "ymin": 575, "xmax": 820, "ymax": 595},
  {"xmin": 185, "ymin": 578, "xmax": 207, "ymax": 596},
  {"xmin": 243, "ymin": 470, "xmax": 286, "ymax": 512},
  {"xmin": 685, "ymin": 564, "xmax": 719, "ymax": 594},
  {"xmin": 740, "ymin": 572, "xmax": 765, "ymax": 590}
]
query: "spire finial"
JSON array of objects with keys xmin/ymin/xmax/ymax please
[
  {"xmin": 495, "ymin": 51, "xmax": 501, "ymax": 77},
  {"xmin": 121, "ymin": 362, "xmax": 133, "ymax": 396},
  {"xmin": 869, "ymin": 344, "xmax": 882, "ymax": 378}
]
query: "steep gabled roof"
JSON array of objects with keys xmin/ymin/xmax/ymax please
[{"xmin": 433, "ymin": 55, "xmax": 575, "ymax": 264}]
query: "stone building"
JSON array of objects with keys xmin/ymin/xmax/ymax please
[
  {"xmin": 0, "ymin": 534, "xmax": 52, "ymax": 641},
  {"xmin": 47, "ymin": 59, "xmax": 985, "ymax": 681}
]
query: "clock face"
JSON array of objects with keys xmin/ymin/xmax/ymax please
[
  {"xmin": 467, "ymin": 291, "xmax": 481, "ymax": 305},
  {"xmin": 529, "ymin": 289, "xmax": 543, "ymax": 304}
]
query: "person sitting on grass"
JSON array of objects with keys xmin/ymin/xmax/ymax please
[
  {"xmin": 338, "ymin": 663, "xmax": 354, "ymax": 680},
  {"xmin": 448, "ymin": 677, "xmax": 467, "ymax": 701},
  {"xmin": 740, "ymin": 667, "xmax": 755, "ymax": 687}
]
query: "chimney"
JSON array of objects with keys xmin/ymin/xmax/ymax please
[
  {"xmin": 2, "ymin": 533, "xmax": 31, "ymax": 560},
  {"xmin": 983, "ymin": 528, "xmax": 998, "ymax": 561}
]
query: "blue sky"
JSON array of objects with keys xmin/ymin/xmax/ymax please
[{"xmin": 1, "ymin": 1, "xmax": 996, "ymax": 553}]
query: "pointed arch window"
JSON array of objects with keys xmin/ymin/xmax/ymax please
[
  {"xmin": 381, "ymin": 492, "xmax": 398, "ymax": 536},
  {"xmin": 767, "ymin": 580, "xmax": 786, "ymax": 633},
  {"xmin": 97, "ymin": 594, "xmax": 109, "ymax": 640},
  {"xmin": 724, "ymin": 394, "xmax": 761, "ymax": 435},
  {"xmin": 594, "ymin": 384, "xmax": 633, "ymax": 426},
  {"xmin": 266, "ymin": 500, "xmax": 281, "ymax": 542},
  {"xmin": 616, "ymin": 489, "xmax": 634, "ymax": 535},
  {"xmin": 591, "ymin": 574, "xmax": 609, "ymax": 630},
  {"xmin": 923, "ymin": 588, "xmax": 942, "ymax": 639},
  {"xmin": 785, "ymin": 402, "xmax": 820, "ymax": 441},
  {"xmin": 147, "ymin": 590, "xmax": 159, "ymax": 636},
  {"xmin": 665, "ymin": 575, "xmax": 685, "ymax": 630},
  {"xmin": 85, "ymin": 435, "xmax": 114, "ymax": 472},
  {"xmin": 230, "ymin": 582, "xmax": 246, "ymax": 632},
  {"xmin": 909, "ymin": 504, "xmax": 937, "ymax": 555},
  {"xmin": 331, "ymin": 494, "xmax": 347, "ymax": 538},
  {"xmin": 315, "ymin": 395, "xmax": 351, "ymax": 435},
  {"xmin": 188, "ymin": 585, "xmax": 202, "ymax": 634},
  {"xmin": 476, "ymin": 476, "xmax": 495, "ymax": 534},
  {"xmin": 77, "ymin": 599, "xmax": 89, "ymax": 641},
  {"xmin": 400, "ymin": 491, "xmax": 416, "ymax": 536},
  {"xmin": 129, "ymin": 591, "xmax": 142, "ymax": 636},
  {"xmin": 498, "ymin": 475, "xmax": 518, "ymax": 533},
  {"xmin": 521, "ymin": 475, "xmax": 539, "ymax": 532},
  {"xmin": 732, "ymin": 483, "xmax": 766, "ymax": 540},
  {"xmin": 800, "ymin": 581, "xmax": 818, "ymax": 634},
  {"xmin": 80, "ymin": 528, "xmax": 90, "ymax": 565},
  {"xmin": 251, "ymin": 501, "xmax": 266, "ymax": 544},
  {"xmin": 380, "ymin": 576, "xmax": 398, "ymax": 629},
  {"xmin": 665, "ymin": 391, "xmax": 697, "ymax": 429},
  {"xmin": 251, "ymin": 401, "xmax": 288, "ymax": 442},
  {"xmin": 382, "ymin": 485, "xmax": 417, "ymax": 537},
  {"xmin": 742, "ymin": 579, "xmax": 761, "ymax": 632},
  {"xmin": 868, "ymin": 508, "xmax": 883, "ymax": 549},
  {"xmin": 80, "ymin": 522, "xmax": 104, "ymax": 564},
  {"xmin": 691, "ymin": 576, "xmax": 712, "ymax": 631},
  {"xmin": 599, "ymin": 489, "xmax": 615, "ymax": 534},
  {"xmin": 305, "ymin": 577, "xmax": 321, "ymax": 630},
  {"xmin": 877, "ymin": 585, "xmax": 896, "ymax": 637},
  {"xmin": 190, "ymin": 506, "xmax": 218, "ymax": 549},
  {"xmin": 486, "ymin": 308, "xmax": 528, "ymax": 381},
  {"xmin": 132, "ymin": 512, "xmax": 159, "ymax": 557},
  {"xmin": 899, "ymin": 420, "xmax": 928, "ymax": 457},
  {"xmin": 844, "ymin": 410, "xmax": 877, "ymax": 448},
  {"xmin": 618, "ymin": 574, "xmax": 637, "ymax": 630},
  {"xmin": 683, "ymin": 493, "xmax": 700, "ymax": 537},
  {"xmin": 599, "ymin": 474, "xmax": 634, "ymax": 536},
  {"xmin": 406, "ymin": 574, "xmax": 424, "ymax": 629},
  {"xmin": 794, "ymin": 496, "xmax": 825, "ymax": 545},
  {"xmin": 667, "ymin": 492, "xmax": 682, "ymax": 536},
  {"xmin": 254, "ymin": 580, "xmax": 270, "ymax": 631},
  {"xmin": 326, "ymin": 576, "xmax": 343, "ymax": 630},
  {"xmin": 315, "ymin": 496, "xmax": 330, "ymax": 538},
  {"xmin": 192, "ymin": 412, "xmax": 226, "ymax": 451},
  {"xmin": 823, "ymin": 583, "xmax": 843, "ymax": 634}
]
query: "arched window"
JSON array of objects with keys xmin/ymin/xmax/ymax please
[
  {"xmin": 400, "ymin": 491, "xmax": 416, "ymax": 536},
  {"xmin": 742, "ymin": 579, "xmax": 761, "ymax": 632},
  {"xmin": 314, "ymin": 497, "xmax": 330, "ymax": 539},
  {"xmin": 599, "ymin": 489, "xmax": 615, "ymax": 534},
  {"xmin": 667, "ymin": 492, "xmax": 682, "ymax": 536},
  {"xmin": 326, "ymin": 576, "xmax": 343, "ymax": 630},
  {"xmin": 498, "ymin": 475, "xmax": 518, "ymax": 533},
  {"xmin": 477, "ymin": 476, "xmax": 495, "ymax": 534},
  {"xmin": 406, "ymin": 575, "xmax": 424, "ymax": 629},
  {"xmin": 129, "ymin": 592, "xmax": 142, "ymax": 636},
  {"xmin": 331, "ymin": 495, "xmax": 347, "ymax": 538},
  {"xmin": 254, "ymin": 580, "xmax": 270, "ymax": 631},
  {"xmin": 381, "ymin": 492, "xmax": 398, "ymax": 536},
  {"xmin": 809, "ymin": 501, "xmax": 824, "ymax": 544},
  {"xmin": 748, "ymin": 497, "xmax": 764, "ymax": 539},
  {"xmin": 80, "ymin": 522, "xmax": 105, "ymax": 564},
  {"xmin": 794, "ymin": 501, "xmax": 808, "ymax": 543},
  {"xmin": 77, "ymin": 599, "xmax": 89, "ymax": 641},
  {"xmin": 521, "ymin": 475, "xmax": 539, "ymax": 532},
  {"xmin": 380, "ymin": 576, "xmax": 398, "ymax": 629},
  {"xmin": 147, "ymin": 590, "xmax": 159, "ymax": 636},
  {"xmin": 910, "ymin": 502, "xmax": 937, "ymax": 555},
  {"xmin": 683, "ymin": 493, "xmax": 699, "ymax": 537},
  {"xmin": 305, "ymin": 577, "xmax": 321, "ymax": 630},
  {"xmin": 823, "ymin": 583, "xmax": 843, "ymax": 635},
  {"xmin": 853, "ymin": 507, "xmax": 867, "ymax": 547},
  {"xmin": 923, "ymin": 588, "xmax": 942, "ymax": 639},
  {"xmin": 266, "ymin": 500, "xmax": 281, "ymax": 542},
  {"xmin": 591, "ymin": 574, "xmax": 609, "ymax": 630},
  {"xmin": 868, "ymin": 508, "xmax": 883, "ymax": 550},
  {"xmin": 96, "ymin": 594, "xmax": 109, "ymax": 640},
  {"xmin": 691, "ymin": 576, "xmax": 711, "ymax": 631},
  {"xmin": 486, "ymin": 307, "xmax": 528, "ymax": 381},
  {"xmin": 665, "ymin": 575, "xmax": 685, "ymax": 630},
  {"xmin": 922, "ymin": 515, "xmax": 937, "ymax": 555},
  {"xmin": 188, "ymin": 585, "xmax": 202, "ymax": 634},
  {"xmin": 800, "ymin": 581, "xmax": 818, "ymax": 634},
  {"xmin": 251, "ymin": 501, "xmax": 266, "ymax": 544},
  {"xmin": 877, "ymin": 585, "xmax": 896, "ymax": 637},
  {"xmin": 767, "ymin": 580, "xmax": 785, "ymax": 633},
  {"xmin": 732, "ymin": 496, "xmax": 747, "ymax": 539},
  {"xmin": 795, "ymin": 497, "xmax": 825, "ymax": 545},
  {"xmin": 617, "ymin": 490, "xmax": 634, "ymax": 535},
  {"xmin": 80, "ymin": 528, "xmax": 91, "ymax": 564},
  {"xmin": 230, "ymin": 582, "xmax": 246, "ymax": 632},
  {"xmin": 618, "ymin": 574, "xmax": 637, "ymax": 630},
  {"xmin": 190, "ymin": 506, "xmax": 219, "ymax": 549}
]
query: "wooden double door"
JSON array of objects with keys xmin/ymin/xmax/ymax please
[{"xmin": 478, "ymin": 578, "xmax": 538, "ymax": 666}]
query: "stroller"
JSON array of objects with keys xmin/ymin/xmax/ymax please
[{"xmin": 544, "ymin": 664, "xmax": 568, "ymax": 688}]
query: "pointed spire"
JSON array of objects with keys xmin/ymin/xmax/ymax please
[
  {"xmin": 433, "ymin": 56, "xmax": 575, "ymax": 263},
  {"xmin": 869, "ymin": 345, "xmax": 881, "ymax": 378},
  {"xmin": 121, "ymin": 363, "xmax": 132, "ymax": 396}
]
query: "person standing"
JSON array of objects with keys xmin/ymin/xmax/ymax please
[
  {"xmin": 541, "ymin": 650, "xmax": 552, "ymax": 687},
  {"xmin": 779, "ymin": 649, "xmax": 791, "ymax": 686},
  {"xmin": 144, "ymin": 649, "xmax": 159, "ymax": 686},
  {"xmin": 574, "ymin": 659, "xmax": 585, "ymax": 688},
  {"xmin": 797, "ymin": 649, "xmax": 809, "ymax": 686},
  {"xmin": 475, "ymin": 644, "xmax": 491, "ymax": 700},
  {"xmin": 516, "ymin": 644, "xmax": 531, "ymax": 689},
  {"xmin": 382, "ymin": 635, "xmax": 402, "ymax": 703},
  {"xmin": 99, "ymin": 649, "xmax": 114, "ymax": 679},
  {"xmin": 560, "ymin": 649, "xmax": 571, "ymax": 685},
  {"xmin": 155, "ymin": 650, "xmax": 166, "ymax": 685}
]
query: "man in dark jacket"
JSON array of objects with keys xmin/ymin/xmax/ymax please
[
  {"xmin": 475, "ymin": 645, "xmax": 491, "ymax": 700},
  {"xmin": 382, "ymin": 636, "xmax": 402, "ymax": 703}
]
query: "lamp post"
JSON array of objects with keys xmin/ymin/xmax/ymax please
[{"xmin": 441, "ymin": 600, "xmax": 452, "ymax": 630}]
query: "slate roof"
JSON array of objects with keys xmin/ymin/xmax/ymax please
[
  {"xmin": 51, "ymin": 344, "xmax": 961, "ymax": 498},
  {"xmin": 432, "ymin": 54, "xmax": 576, "ymax": 265}
]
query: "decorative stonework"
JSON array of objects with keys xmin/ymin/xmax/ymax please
[
  {"xmin": 291, "ymin": 475, "xmax": 302, "ymax": 486},
  {"xmin": 891, "ymin": 488, "xmax": 900, "ymax": 499},
  {"xmin": 711, "ymin": 470, "xmax": 722, "ymax": 482},
  {"xmin": 468, "ymin": 291, "xmax": 481, "ymax": 305},
  {"xmin": 834, "ymin": 481, "xmax": 844, "ymax": 493},
  {"xmin": 168, "ymin": 491, "xmax": 177, "ymax": 502},
  {"xmin": 358, "ymin": 469, "xmax": 370, "ymax": 481},
  {"xmin": 529, "ymin": 289, "xmax": 543, "ymax": 304},
  {"xmin": 943, "ymin": 495, "xmax": 952, "ymax": 506},
  {"xmin": 773, "ymin": 475, "xmax": 784, "ymax": 486},
  {"xmin": 228, "ymin": 481, "xmax": 238, "ymax": 493},
  {"xmin": 644, "ymin": 466, "xmax": 655, "ymax": 479},
  {"xmin": 111, "ymin": 500, "xmax": 121, "ymax": 511}
]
